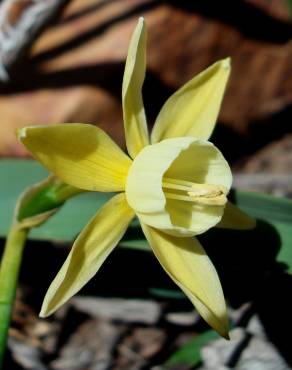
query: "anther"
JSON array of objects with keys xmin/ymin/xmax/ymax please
[{"xmin": 163, "ymin": 177, "xmax": 227, "ymax": 206}]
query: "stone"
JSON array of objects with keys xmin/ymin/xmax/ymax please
[{"xmin": 71, "ymin": 296, "xmax": 161, "ymax": 325}]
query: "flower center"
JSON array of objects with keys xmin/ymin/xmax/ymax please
[{"xmin": 162, "ymin": 177, "xmax": 227, "ymax": 206}]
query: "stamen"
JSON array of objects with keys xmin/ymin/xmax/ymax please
[
  {"xmin": 162, "ymin": 181, "xmax": 193, "ymax": 192},
  {"xmin": 164, "ymin": 192, "xmax": 197, "ymax": 202},
  {"xmin": 163, "ymin": 177, "xmax": 227, "ymax": 206},
  {"xmin": 163, "ymin": 178, "xmax": 196, "ymax": 187},
  {"xmin": 164, "ymin": 192, "xmax": 227, "ymax": 206},
  {"xmin": 188, "ymin": 189, "xmax": 223, "ymax": 198}
]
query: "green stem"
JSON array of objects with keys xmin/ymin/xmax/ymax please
[
  {"xmin": 0, "ymin": 225, "xmax": 28, "ymax": 367},
  {"xmin": 0, "ymin": 178, "xmax": 82, "ymax": 367}
]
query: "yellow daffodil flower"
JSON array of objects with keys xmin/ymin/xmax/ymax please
[{"xmin": 19, "ymin": 18, "xmax": 255, "ymax": 338}]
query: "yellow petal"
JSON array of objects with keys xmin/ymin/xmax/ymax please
[
  {"xmin": 19, "ymin": 124, "xmax": 132, "ymax": 192},
  {"xmin": 217, "ymin": 201, "xmax": 256, "ymax": 230},
  {"xmin": 141, "ymin": 223, "xmax": 229, "ymax": 338},
  {"xmin": 126, "ymin": 137, "xmax": 232, "ymax": 236},
  {"xmin": 40, "ymin": 193, "xmax": 135, "ymax": 317},
  {"xmin": 151, "ymin": 58, "xmax": 231, "ymax": 143},
  {"xmin": 122, "ymin": 17, "xmax": 149, "ymax": 158}
]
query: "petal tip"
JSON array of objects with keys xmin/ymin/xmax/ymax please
[
  {"xmin": 39, "ymin": 308, "xmax": 49, "ymax": 318},
  {"xmin": 221, "ymin": 57, "xmax": 231, "ymax": 70},
  {"xmin": 39, "ymin": 300, "xmax": 56, "ymax": 318},
  {"xmin": 17, "ymin": 127, "xmax": 27, "ymax": 140},
  {"xmin": 212, "ymin": 312, "xmax": 230, "ymax": 339},
  {"xmin": 17, "ymin": 125, "xmax": 43, "ymax": 141},
  {"xmin": 39, "ymin": 291, "xmax": 58, "ymax": 318},
  {"xmin": 136, "ymin": 16, "xmax": 145, "ymax": 32},
  {"xmin": 217, "ymin": 318, "xmax": 230, "ymax": 339}
]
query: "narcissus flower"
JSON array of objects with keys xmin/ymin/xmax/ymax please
[{"xmin": 19, "ymin": 18, "xmax": 255, "ymax": 337}]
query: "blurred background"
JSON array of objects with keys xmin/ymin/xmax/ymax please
[
  {"xmin": 1, "ymin": 0, "xmax": 292, "ymax": 190},
  {"xmin": 1, "ymin": 0, "xmax": 292, "ymax": 369}
]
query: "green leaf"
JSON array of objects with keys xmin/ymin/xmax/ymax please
[
  {"xmin": 148, "ymin": 288, "xmax": 185, "ymax": 299},
  {"xmin": 119, "ymin": 239, "xmax": 149, "ymax": 251},
  {"xmin": 164, "ymin": 329, "xmax": 219, "ymax": 368},
  {"xmin": 287, "ymin": 0, "xmax": 292, "ymax": 16},
  {"xmin": 232, "ymin": 190, "xmax": 292, "ymax": 273}
]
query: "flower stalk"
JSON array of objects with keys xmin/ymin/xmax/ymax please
[
  {"xmin": 0, "ymin": 225, "xmax": 28, "ymax": 366},
  {"xmin": 0, "ymin": 178, "xmax": 82, "ymax": 367}
]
